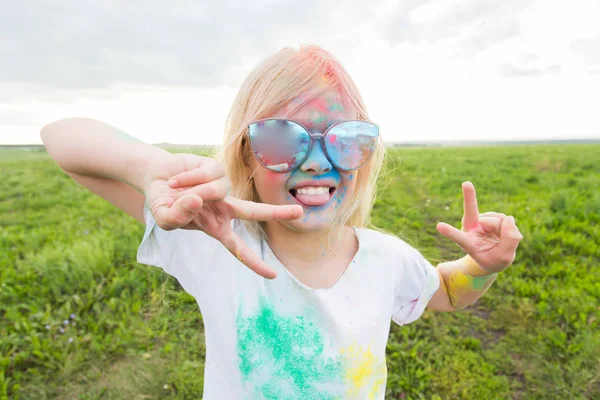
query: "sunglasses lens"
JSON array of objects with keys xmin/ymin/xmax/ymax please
[
  {"xmin": 248, "ymin": 120, "xmax": 310, "ymax": 172},
  {"xmin": 325, "ymin": 121, "xmax": 379, "ymax": 170}
]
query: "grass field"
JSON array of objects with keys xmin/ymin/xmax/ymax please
[{"xmin": 1, "ymin": 144, "xmax": 599, "ymax": 399}]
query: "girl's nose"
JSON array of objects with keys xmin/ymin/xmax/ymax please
[{"xmin": 300, "ymin": 138, "xmax": 332, "ymax": 174}]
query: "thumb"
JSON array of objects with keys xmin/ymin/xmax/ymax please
[{"xmin": 436, "ymin": 222, "xmax": 471, "ymax": 252}]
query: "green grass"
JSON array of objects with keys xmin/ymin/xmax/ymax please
[{"xmin": 1, "ymin": 144, "xmax": 598, "ymax": 399}]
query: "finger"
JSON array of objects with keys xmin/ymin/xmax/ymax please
[
  {"xmin": 226, "ymin": 197, "xmax": 303, "ymax": 221},
  {"xmin": 478, "ymin": 216, "xmax": 502, "ymax": 234},
  {"xmin": 168, "ymin": 160, "xmax": 225, "ymax": 187},
  {"xmin": 170, "ymin": 177, "xmax": 230, "ymax": 202},
  {"xmin": 155, "ymin": 194, "xmax": 203, "ymax": 230},
  {"xmin": 221, "ymin": 229, "xmax": 278, "ymax": 279},
  {"xmin": 436, "ymin": 221, "xmax": 473, "ymax": 252},
  {"xmin": 462, "ymin": 181, "xmax": 480, "ymax": 231},
  {"xmin": 480, "ymin": 212, "xmax": 506, "ymax": 220},
  {"xmin": 493, "ymin": 216, "xmax": 524, "ymax": 264},
  {"xmin": 500, "ymin": 216, "xmax": 523, "ymax": 241}
]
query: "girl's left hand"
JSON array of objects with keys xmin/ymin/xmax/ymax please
[{"xmin": 435, "ymin": 181, "xmax": 524, "ymax": 273}]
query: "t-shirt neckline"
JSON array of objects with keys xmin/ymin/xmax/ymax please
[{"xmin": 261, "ymin": 227, "xmax": 362, "ymax": 292}]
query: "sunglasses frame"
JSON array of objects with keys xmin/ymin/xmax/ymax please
[{"xmin": 246, "ymin": 118, "xmax": 380, "ymax": 173}]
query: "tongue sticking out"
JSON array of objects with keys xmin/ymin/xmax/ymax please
[{"xmin": 295, "ymin": 192, "xmax": 331, "ymax": 206}]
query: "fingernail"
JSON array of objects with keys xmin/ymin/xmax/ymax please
[
  {"xmin": 508, "ymin": 216, "xmax": 515, "ymax": 223},
  {"xmin": 168, "ymin": 179, "xmax": 178, "ymax": 187}
]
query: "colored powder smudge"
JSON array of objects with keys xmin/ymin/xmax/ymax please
[
  {"xmin": 328, "ymin": 102, "xmax": 344, "ymax": 112},
  {"xmin": 340, "ymin": 343, "xmax": 386, "ymax": 399},
  {"xmin": 311, "ymin": 111, "xmax": 326, "ymax": 125},
  {"xmin": 472, "ymin": 274, "xmax": 495, "ymax": 290},
  {"xmin": 447, "ymin": 270, "xmax": 495, "ymax": 304},
  {"xmin": 236, "ymin": 297, "xmax": 345, "ymax": 399},
  {"xmin": 303, "ymin": 210, "xmax": 311, "ymax": 222},
  {"xmin": 447, "ymin": 271, "xmax": 472, "ymax": 305},
  {"xmin": 313, "ymin": 97, "xmax": 329, "ymax": 113}
]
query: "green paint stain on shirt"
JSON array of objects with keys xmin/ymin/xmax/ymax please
[{"xmin": 236, "ymin": 297, "xmax": 345, "ymax": 399}]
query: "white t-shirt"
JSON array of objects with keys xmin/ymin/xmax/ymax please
[{"xmin": 136, "ymin": 204, "xmax": 440, "ymax": 399}]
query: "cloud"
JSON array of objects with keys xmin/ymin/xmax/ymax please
[
  {"xmin": 497, "ymin": 64, "xmax": 561, "ymax": 77},
  {"xmin": 376, "ymin": 0, "xmax": 534, "ymax": 54},
  {"xmin": 0, "ymin": 109, "xmax": 43, "ymax": 125},
  {"xmin": 570, "ymin": 35, "xmax": 600, "ymax": 73},
  {"xmin": 0, "ymin": 0, "xmax": 336, "ymax": 90}
]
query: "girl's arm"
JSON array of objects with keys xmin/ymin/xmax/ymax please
[
  {"xmin": 40, "ymin": 118, "xmax": 171, "ymax": 223},
  {"xmin": 42, "ymin": 118, "xmax": 303, "ymax": 279},
  {"xmin": 427, "ymin": 255, "xmax": 498, "ymax": 312},
  {"xmin": 426, "ymin": 182, "xmax": 523, "ymax": 312},
  {"xmin": 64, "ymin": 170, "xmax": 147, "ymax": 224}
]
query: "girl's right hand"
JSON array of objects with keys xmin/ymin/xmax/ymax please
[{"xmin": 143, "ymin": 153, "xmax": 302, "ymax": 279}]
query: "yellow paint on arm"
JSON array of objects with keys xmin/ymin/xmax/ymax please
[{"xmin": 439, "ymin": 255, "xmax": 498, "ymax": 309}]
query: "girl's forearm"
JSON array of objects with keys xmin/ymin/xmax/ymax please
[
  {"xmin": 437, "ymin": 255, "xmax": 498, "ymax": 310},
  {"xmin": 40, "ymin": 118, "xmax": 170, "ymax": 193}
]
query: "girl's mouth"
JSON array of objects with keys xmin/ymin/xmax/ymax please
[{"xmin": 289, "ymin": 186, "xmax": 336, "ymax": 207}]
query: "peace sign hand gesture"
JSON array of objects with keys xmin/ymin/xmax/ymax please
[
  {"xmin": 435, "ymin": 181, "xmax": 524, "ymax": 273},
  {"xmin": 144, "ymin": 153, "xmax": 303, "ymax": 279}
]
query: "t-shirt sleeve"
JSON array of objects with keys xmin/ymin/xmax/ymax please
[
  {"xmin": 136, "ymin": 202, "xmax": 224, "ymax": 298},
  {"xmin": 391, "ymin": 239, "xmax": 441, "ymax": 326}
]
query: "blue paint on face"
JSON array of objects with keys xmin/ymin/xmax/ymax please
[
  {"xmin": 303, "ymin": 210, "xmax": 311, "ymax": 222},
  {"xmin": 302, "ymin": 138, "xmax": 333, "ymax": 173},
  {"xmin": 288, "ymin": 169, "xmax": 342, "ymax": 201},
  {"xmin": 268, "ymin": 92, "xmax": 362, "ymax": 231}
]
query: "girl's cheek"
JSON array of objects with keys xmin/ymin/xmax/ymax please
[
  {"xmin": 344, "ymin": 173, "xmax": 356, "ymax": 191},
  {"xmin": 254, "ymin": 170, "xmax": 290, "ymax": 200},
  {"xmin": 265, "ymin": 170, "xmax": 289, "ymax": 184},
  {"xmin": 265, "ymin": 170, "xmax": 278, "ymax": 183}
]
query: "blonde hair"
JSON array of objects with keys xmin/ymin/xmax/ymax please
[{"xmin": 215, "ymin": 44, "xmax": 385, "ymax": 240}]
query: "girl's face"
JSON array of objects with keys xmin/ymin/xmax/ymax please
[{"xmin": 249, "ymin": 91, "xmax": 358, "ymax": 232}]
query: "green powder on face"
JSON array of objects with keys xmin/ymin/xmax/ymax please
[
  {"xmin": 328, "ymin": 102, "xmax": 344, "ymax": 112},
  {"xmin": 236, "ymin": 297, "xmax": 345, "ymax": 399},
  {"xmin": 310, "ymin": 111, "xmax": 326, "ymax": 125}
]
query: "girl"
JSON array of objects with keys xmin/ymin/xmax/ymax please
[{"xmin": 41, "ymin": 44, "xmax": 524, "ymax": 399}]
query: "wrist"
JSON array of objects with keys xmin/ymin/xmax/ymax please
[
  {"xmin": 464, "ymin": 255, "xmax": 500, "ymax": 276},
  {"xmin": 125, "ymin": 145, "xmax": 172, "ymax": 195}
]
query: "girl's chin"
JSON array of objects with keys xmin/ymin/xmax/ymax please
[{"xmin": 280, "ymin": 218, "xmax": 335, "ymax": 233}]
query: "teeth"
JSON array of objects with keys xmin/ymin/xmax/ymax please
[{"xmin": 297, "ymin": 186, "xmax": 330, "ymax": 195}]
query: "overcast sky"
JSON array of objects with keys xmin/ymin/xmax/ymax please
[{"xmin": 1, "ymin": 0, "xmax": 599, "ymax": 145}]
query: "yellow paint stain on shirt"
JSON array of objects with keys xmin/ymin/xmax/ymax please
[{"xmin": 340, "ymin": 343, "xmax": 386, "ymax": 399}]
